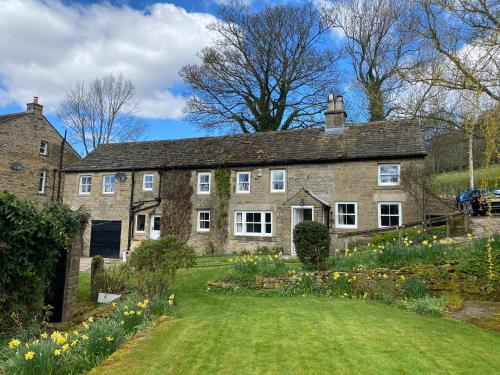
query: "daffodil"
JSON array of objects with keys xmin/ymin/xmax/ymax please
[
  {"xmin": 119, "ymin": 320, "xmax": 124, "ymax": 325},
  {"xmin": 81, "ymin": 335, "xmax": 89, "ymax": 341},
  {"xmin": 8, "ymin": 339, "xmax": 20, "ymax": 349},
  {"xmin": 106, "ymin": 336, "xmax": 113, "ymax": 342},
  {"xmin": 123, "ymin": 311, "xmax": 129, "ymax": 316},
  {"xmin": 87, "ymin": 317, "xmax": 93, "ymax": 323},
  {"xmin": 57, "ymin": 337, "xmax": 67, "ymax": 345},
  {"xmin": 137, "ymin": 311, "xmax": 142, "ymax": 316},
  {"xmin": 24, "ymin": 351, "xmax": 34, "ymax": 360},
  {"xmin": 62, "ymin": 344, "xmax": 69, "ymax": 352},
  {"xmin": 71, "ymin": 339, "xmax": 78, "ymax": 347},
  {"xmin": 54, "ymin": 349, "xmax": 61, "ymax": 356},
  {"xmin": 129, "ymin": 310, "xmax": 136, "ymax": 315},
  {"xmin": 41, "ymin": 332, "xmax": 48, "ymax": 339},
  {"xmin": 73, "ymin": 330, "xmax": 78, "ymax": 336}
]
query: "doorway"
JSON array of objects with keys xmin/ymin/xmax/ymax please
[
  {"xmin": 291, "ymin": 206, "xmax": 314, "ymax": 255},
  {"xmin": 150, "ymin": 215, "xmax": 161, "ymax": 240}
]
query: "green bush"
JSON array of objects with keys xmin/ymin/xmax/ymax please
[
  {"xmin": 293, "ymin": 221, "xmax": 330, "ymax": 270},
  {"xmin": 396, "ymin": 297, "xmax": 445, "ymax": 317},
  {"xmin": 129, "ymin": 236, "xmax": 196, "ymax": 296},
  {"xmin": 81, "ymin": 318, "xmax": 125, "ymax": 362},
  {"xmin": 0, "ymin": 191, "xmax": 87, "ymax": 337},
  {"xmin": 401, "ymin": 279, "xmax": 427, "ymax": 299}
]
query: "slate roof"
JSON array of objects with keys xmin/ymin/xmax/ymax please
[
  {"xmin": 65, "ymin": 119, "xmax": 425, "ymax": 172},
  {"xmin": 0, "ymin": 112, "xmax": 28, "ymax": 124}
]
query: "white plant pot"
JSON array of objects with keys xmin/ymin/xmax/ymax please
[{"xmin": 98, "ymin": 292, "xmax": 121, "ymax": 304}]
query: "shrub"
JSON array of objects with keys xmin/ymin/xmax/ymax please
[
  {"xmin": 112, "ymin": 294, "xmax": 151, "ymax": 334},
  {"xmin": 401, "ymin": 279, "xmax": 427, "ymax": 299},
  {"xmin": 129, "ymin": 236, "xmax": 196, "ymax": 295},
  {"xmin": 396, "ymin": 296, "xmax": 445, "ymax": 317},
  {"xmin": 80, "ymin": 318, "xmax": 125, "ymax": 361},
  {"xmin": 293, "ymin": 221, "xmax": 330, "ymax": 270},
  {"xmin": 0, "ymin": 192, "xmax": 87, "ymax": 336},
  {"xmin": 95, "ymin": 263, "xmax": 133, "ymax": 294}
]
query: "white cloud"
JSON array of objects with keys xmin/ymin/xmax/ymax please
[{"xmin": 0, "ymin": 0, "xmax": 217, "ymax": 119}]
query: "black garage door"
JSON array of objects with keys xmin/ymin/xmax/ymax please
[{"xmin": 90, "ymin": 220, "xmax": 122, "ymax": 259}]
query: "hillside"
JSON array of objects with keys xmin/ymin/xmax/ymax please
[{"xmin": 431, "ymin": 165, "xmax": 500, "ymax": 195}]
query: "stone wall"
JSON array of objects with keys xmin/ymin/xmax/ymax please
[
  {"xmin": 61, "ymin": 229, "xmax": 84, "ymax": 322},
  {"xmin": 64, "ymin": 158, "xmax": 424, "ymax": 257},
  {"xmin": 254, "ymin": 265, "xmax": 497, "ymax": 301},
  {"xmin": 0, "ymin": 108, "xmax": 80, "ymax": 202}
]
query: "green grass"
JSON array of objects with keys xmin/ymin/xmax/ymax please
[
  {"xmin": 92, "ymin": 263, "xmax": 500, "ymax": 375},
  {"xmin": 431, "ymin": 164, "xmax": 500, "ymax": 195},
  {"xmin": 77, "ymin": 272, "xmax": 91, "ymax": 302}
]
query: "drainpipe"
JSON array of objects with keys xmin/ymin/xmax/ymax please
[
  {"xmin": 127, "ymin": 170, "xmax": 135, "ymax": 252},
  {"xmin": 56, "ymin": 130, "xmax": 67, "ymax": 202}
]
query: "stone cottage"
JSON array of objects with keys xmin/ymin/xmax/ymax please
[
  {"xmin": 63, "ymin": 95, "xmax": 426, "ymax": 258},
  {"xmin": 0, "ymin": 97, "xmax": 80, "ymax": 201}
]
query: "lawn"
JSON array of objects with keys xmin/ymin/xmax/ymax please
[
  {"xmin": 90, "ymin": 262, "xmax": 500, "ymax": 375},
  {"xmin": 432, "ymin": 164, "xmax": 500, "ymax": 195}
]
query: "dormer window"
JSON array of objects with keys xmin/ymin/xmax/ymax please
[{"xmin": 39, "ymin": 141, "xmax": 48, "ymax": 156}]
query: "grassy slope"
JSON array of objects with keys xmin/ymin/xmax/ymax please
[
  {"xmin": 432, "ymin": 164, "xmax": 500, "ymax": 195},
  {"xmin": 92, "ymin": 263, "xmax": 500, "ymax": 375}
]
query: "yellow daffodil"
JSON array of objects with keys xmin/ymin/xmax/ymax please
[
  {"xmin": 400, "ymin": 275, "xmax": 405, "ymax": 280},
  {"xmin": 466, "ymin": 233, "xmax": 473, "ymax": 240},
  {"xmin": 137, "ymin": 311, "xmax": 142, "ymax": 316},
  {"xmin": 8, "ymin": 339, "xmax": 20, "ymax": 349},
  {"xmin": 352, "ymin": 275, "xmax": 357, "ymax": 281},
  {"xmin": 62, "ymin": 344, "xmax": 69, "ymax": 352},
  {"xmin": 24, "ymin": 351, "xmax": 34, "ymax": 360},
  {"xmin": 82, "ymin": 322, "xmax": 89, "ymax": 330},
  {"xmin": 123, "ymin": 311, "xmax": 129, "ymax": 316},
  {"xmin": 71, "ymin": 339, "xmax": 78, "ymax": 347},
  {"xmin": 112, "ymin": 302, "xmax": 117, "ymax": 307},
  {"xmin": 73, "ymin": 330, "xmax": 78, "ymax": 336},
  {"xmin": 129, "ymin": 310, "xmax": 136, "ymax": 315},
  {"xmin": 383, "ymin": 274, "xmax": 388, "ymax": 279},
  {"xmin": 41, "ymin": 332, "xmax": 48, "ymax": 339},
  {"xmin": 54, "ymin": 349, "xmax": 61, "ymax": 356},
  {"xmin": 81, "ymin": 335, "xmax": 89, "ymax": 341},
  {"xmin": 119, "ymin": 320, "xmax": 124, "ymax": 325},
  {"xmin": 106, "ymin": 336, "xmax": 113, "ymax": 342},
  {"xmin": 87, "ymin": 317, "xmax": 93, "ymax": 323},
  {"xmin": 57, "ymin": 337, "xmax": 67, "ymax": 345}
]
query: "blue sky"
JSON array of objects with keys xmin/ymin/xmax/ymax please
[{"xmin": 0, "ymin": 0, "xmax": 349, "ymax": 154}]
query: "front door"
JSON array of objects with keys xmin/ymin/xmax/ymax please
[
  {"xmin": 291, "ymin": 207, "xmax": 314, "ymax": 255},
  {"xmin": 150, "ymin": 215, "xmax": 161, "ymax": 240}
]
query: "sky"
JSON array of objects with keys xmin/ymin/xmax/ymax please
[{"xmin": 0, "ymin": 0, "xmax": 343, "ymax": 153}]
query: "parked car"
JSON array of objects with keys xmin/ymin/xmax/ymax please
[{"xmin": 456, "ymin": 188, "xmax": 500, "ymax": 216}]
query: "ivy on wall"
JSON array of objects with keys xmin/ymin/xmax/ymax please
[
  {"xmin": 161, "ymin": 170, "xmax": 193, "ymax": 241},
  {"xmin": 210, "ymin": 168, "xmax": 231, "ymax": 252}
]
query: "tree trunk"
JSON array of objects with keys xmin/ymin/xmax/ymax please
[
  {"xmin": 366, "ymin": 83, "xmax": 385, "ymax": 122},
  {"xmin": 468, "ymin": 132, "xmax": 474, "ymax": 189}
]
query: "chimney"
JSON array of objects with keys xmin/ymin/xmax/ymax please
[
  {"xmin": 26, "ymin": 96, "xmax": 43, "ymax": 115},
  {"xmin": 324, "ymin": 94, "xmax": 346, "ymax": 133}
]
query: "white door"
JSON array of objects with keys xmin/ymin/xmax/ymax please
[
  {"xmin": 150, "ymin": 215, "xmax": 161, "ymax": 240},
  {"xmin": 291, "ymin": 207, "xmax": 314, "ymax": 255}
]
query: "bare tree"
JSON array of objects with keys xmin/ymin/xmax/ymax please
[
  {"xmin": 179, "ymin": 1, "xmax": 338, "ymax": 133},
  {"xmin": 410, "ymin": 0, "xmax": 499, "ymax": 102},
  {"xmin": 58, "ymin": 73, "xmax": 146, "ymax": 155},
  {"xmin": 323, "ymin": 0, "xmax": 417, "ymax": 121}
]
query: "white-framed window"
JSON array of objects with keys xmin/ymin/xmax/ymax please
[
  {"xmin": 378, "ymin": 202, "xmax": 402, "ymax": 228},
  {"xmin": 335, "ymin": 202, "xmax": 357, "ymax": 228},
  {"xmin": 234, "ymin": 211, "xmax": 272, "ymax": 236},
  {"xmin": 135, "ymin": 214, "xmax": 146, "ymax": 233},
  {"xmin": 197, "ymin": 172, "xmax": 211, "ymax": 194},
  {"xmin": 197, "ymin": 210, "xmax": 210, "ymax": 232},
  {"xmin": 79, "ymin": 175, "xmax": 92, "ymax": 195},
  {"xmin": 102, "ymin": 175, "xmax": 115, "ymax": 194},
  {"xmin": 236, "ymin": 171, "xmax": 251, "ymax": 193},
  {"xmin": 38, "ymin": 170, "xmax": 47, "ymax": 194},
  {"xmin": 39, "ymin": 141, "xmax": 48, "ymax": 155},
  {"xmin": 270, "ymin": 170, "xmax": 286, "ymax": 192},
  {"xmin": 143, "ymin": 174, "xmax": 154, "ymax": 191},
  {"xmin": 378, "ymin": 164, "xmax": 400, "ymax": 185}
]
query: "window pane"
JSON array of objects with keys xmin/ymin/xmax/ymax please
[
  {"xmin": 346, "ymin": 204, "xmax": 355, "ymax": 214},
  {"xmin": 303, "ymin": 209, "xmax": 313, "ymax": 221},
  {"xmin": 389, "ymin": 216, "xmax": 399, "ymax": 226},
  {"xmin": 381, "ymin": 205, "xmax": 389, "ymax": 215},
  {"xmin": 346, "ymin": 215, "xmax": 355, "ymax": 225},
  {"xmin": 266, "ymin": 224, "xmax": 272, "ymax": 234},
  {"xmin": 265, "ymin": 213, "xmax": 271, "ymax": 223},
  {"xmin": 389, "ymin": 204, "xmax": 399, "ymax": 215},
  {"xmin": 153, "ymin": 217, "xmax": 161, "ymax": 230},
  {"xmin": 136, "ymin": 215, "xmax": 145, "ymax": 231},
  {"xmin": 236, "ymin": 212, "xmax": 242, "ymax": 223},
  {"xmin": 381, "ymin": 216, "xmax": 390, "ymax": 227},
  {"xmin": 236, "ymin": 223, "xmax": 243, "ymax": 233}
]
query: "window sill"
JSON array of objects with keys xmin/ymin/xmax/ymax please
[
  {"xmin": 374, "ymin": 185, "xmax": 402, "ymax": 190},
  {"xmin": 232, "ymin": 235, "xmax": 273, "ymax": 241}
]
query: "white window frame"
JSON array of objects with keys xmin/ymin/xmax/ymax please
[
  {"xmin": 197, "ymin": 210, "xmax": 211, "ymax": 232},
  {"xmin": 79, "ymin": 175, "xmax": 92, "ymax": 195},
  {"xmin": 236, "ymin": 171, "xmax": 251, "ymax": 193},
  {"xmin": 102, "ymin": 175, "xmax": 116, "ymax": 194},
  {"xmin": 39, "ymin": 141, "xmax": 48, "ymax": 156},
  {"xmin": 234, "ymin": 211, "xmax": 273, "ymax": 237},
  {"xmin": 335, "ymin": 202, "xmax": 358, "ymax": 228},
  {"xmin": 135, "ymin": 214, "xmax": 146, "ymax": 233},
  {"xmin": 378, "ymin": 164, "xmax": 400, "ymax": 186},
  {"xmin": 143, "ymin": 174, "xmax": 154, "ymax": 191},
  {"xmin": 197, "ymin": 172, "xmax": 211, "ymax": 194},
  {"xmin": 378, "ymin": 202, "xmax": 402, "ymax": 228},
  {"xmin": 270, "ymin": 169, "xmax": 286, "ymax": 192},
  {"xmin": 38, "ymin": 170, "xmax": 47, "ymax": 194}
]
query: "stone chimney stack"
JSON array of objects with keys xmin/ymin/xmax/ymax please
[
  {"xmin": 324, "ymin": 94, "xmax": 346, "ymax": 133},
  {"xmin": 26, "ymin": 96, "xmax": 43, "ymax": 115}
]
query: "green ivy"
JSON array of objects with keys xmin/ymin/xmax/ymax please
[
  {"xmin": 0, "ymin": 191, "xmax": 87, "ymax": 336},
  {"xmin": 211, "ymin": 168, "xmax": 231, "ymax": 252}
]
